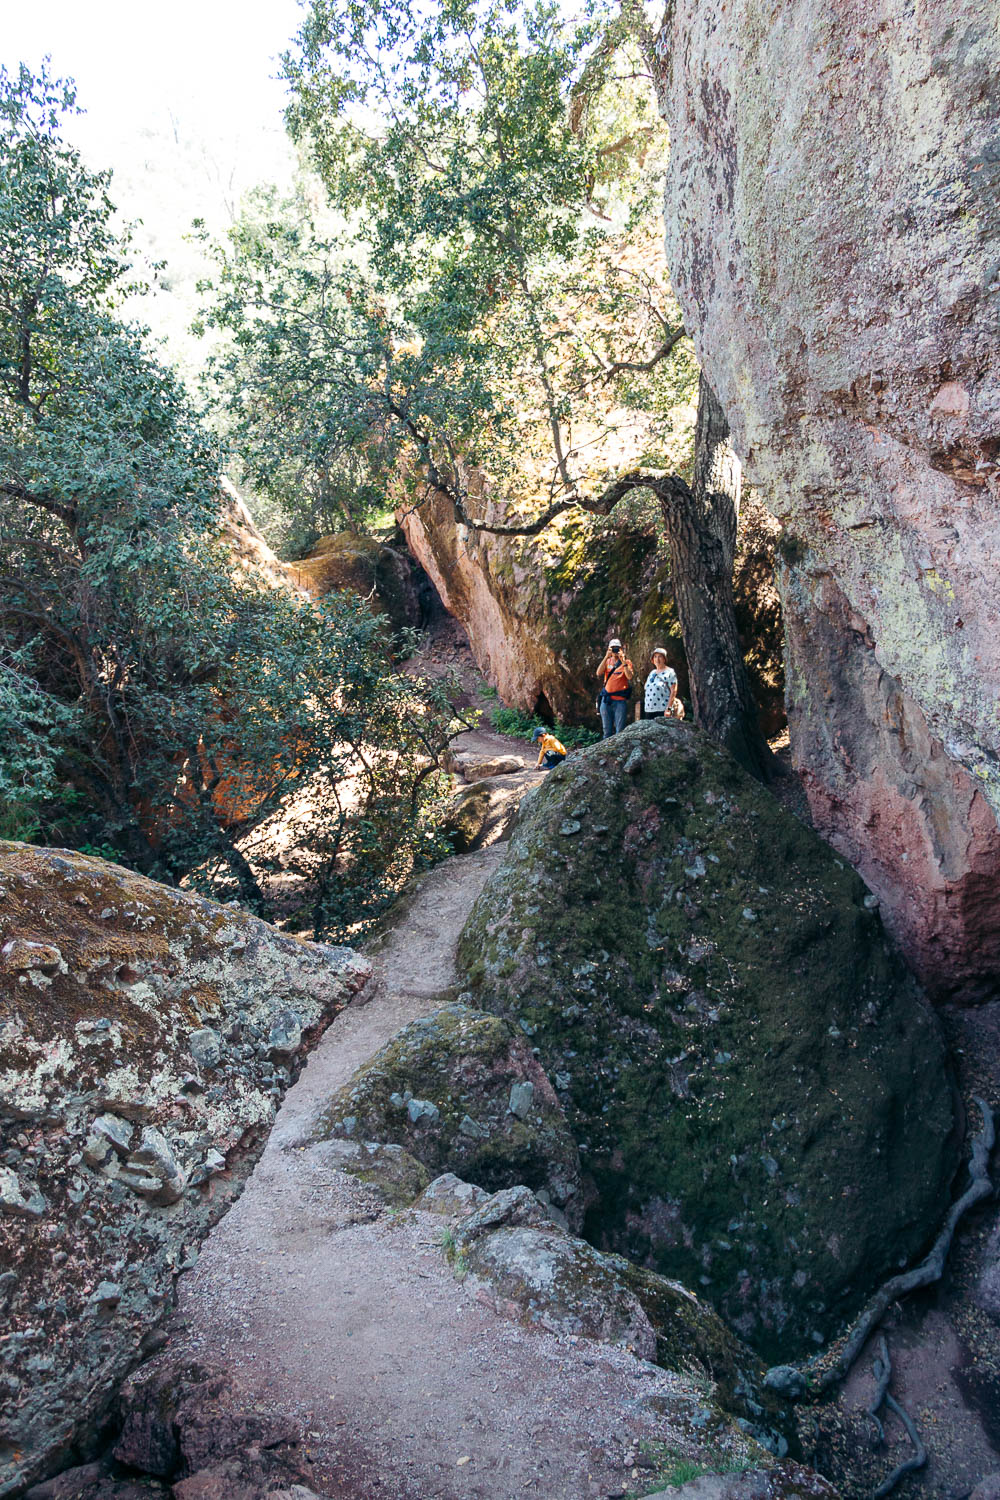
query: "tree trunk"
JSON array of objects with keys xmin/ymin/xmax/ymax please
[{"xmin": 658, "ymin": 375, "xmax": 775, "ymax": 781}]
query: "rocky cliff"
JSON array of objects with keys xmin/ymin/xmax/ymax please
[
  {"xmin": 399, "ymin": 489, "xmax": 784, "ymax": 728},
  {"xmin": 658, "ymin": 0, "xmax": 1000, "ymax": 1000},
  {"xmin": 0, "ymin": 843, "xmax": 369, "ymax": 1496}
]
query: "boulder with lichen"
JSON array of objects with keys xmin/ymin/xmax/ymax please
[
  {"xmin": 312, "ymin": 1002, "xmax": 583, "ymax": 1226},
  {"xmin": 0, "ymin": 842, "xmax": 369, "ymax": 1496},
  {"xmin": 458, "ymin": 721, "xmax": 958, "ymax": 1358}
]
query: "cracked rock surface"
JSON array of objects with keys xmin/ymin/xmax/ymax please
[{"xmin": 0, "ymin": 842, "xmax": 369, "ymax": 1497}]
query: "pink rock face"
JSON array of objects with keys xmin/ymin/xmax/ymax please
[
  {"xmin": 659, "ymin": 0, "xmax": 1000, "ymax": 1001},
  {"xmin": 400, "ymin": 490, "xmax": 576, "ymax": 715},
  {"xmin": 398, "ymin": 489, "xmax": 608, "ymax": 721}
]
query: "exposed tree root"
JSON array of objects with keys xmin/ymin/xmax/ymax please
[
  {"xmin": 768, "ymin": 1098, "xmax": 995, "ymax": 1399},
  {"xmin": 865, "ymin": 1334, "xmax": 892, "ymax": 1446},
  {"xmin": 867, "ymin": 1336, "xmax": 927, "ymax": 1499}
]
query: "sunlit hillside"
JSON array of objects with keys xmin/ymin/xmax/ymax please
[{"xmin": 73, "ymin": 105, "xmax": 295, "ymax": 385}]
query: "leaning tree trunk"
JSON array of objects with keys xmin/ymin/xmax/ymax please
[{"xmin": 659, "ymin": 376, "xmax": 775, "ymax": 781}]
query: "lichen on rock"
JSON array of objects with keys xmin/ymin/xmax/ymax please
[
  {"xmin": 657, "ymin": 0, "xmax": 1000, "ymax": 999},
  {"xmin": 446, "ymin": 1181, "xmax": 791, "ymax": 1453},
  {"xmin": 458, "ymin": 721, "xmax": 958, "ymax": 1358},
  {"xmin": 0, "ymin": 842, "xmax": 370, "ymax": 1496},
  {"xmin": 311, "ymin": 1001, "xmax": 584, "ymax": 1225}
]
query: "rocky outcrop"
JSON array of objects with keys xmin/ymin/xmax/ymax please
[
  {"xmin": 313, "ymin": 1002, "xmax": 584, "ymax": 1226},
  {"xmin": 0, "ymin": 843, "xmax": 369, "ymax": 1497},
  {"xmin": 400, "ymin": 490, "xmax": 784, "ymax": 729},
  {"xmin": 399, "ymin": 494, "xmax": 673, "ymax": 721},
  {"xmin": 310, "ymin": 1138, "xmax": 431, "ymax": 1207},
  {"xmin": 435, "ymin": 1180, "xmax": 792, "ymax": 1455},
  {"xmin": 458, "ymin": 722, "xmax": 958, "ymax": 1358},
  {"xmin": 288, "ymin": 531, "xmax": 424, "ymax": 633},
  {"xmin": 657, "ymin": 0, "xmax": 1000, "ymax": 1000},
  {"xmin": 22, "ymin": 1359, "xmax": 327, "ymax": 1500},
  {"xmin": 221, "ymin": 483, "xmax": 424, "ymax": 635}
]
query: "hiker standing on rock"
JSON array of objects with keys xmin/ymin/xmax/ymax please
[
  {"xmin": 644, "ymin": 647, "xmax": 681, "ymax": 720},
  {"xmin": 597, "ymin": 637, "xmax": 634, "ymax": 737}
]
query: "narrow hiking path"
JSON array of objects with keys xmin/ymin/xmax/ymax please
[{"xmin": 163, "ymin": 748, "xmax": 698, "ymax": 1500}]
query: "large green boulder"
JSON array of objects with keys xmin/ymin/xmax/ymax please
[
  {"xmin": 312, "ymin": 1003, "xmax": 583, "ymax": 1225},
  {"xmin": 458, "ymin": 721, "xmax": 958, "ymax": 1358}
]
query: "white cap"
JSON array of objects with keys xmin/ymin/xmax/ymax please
[
  {"xmin": 652, "ymin": 646, "xmax": 668, "ymax": 658},
  {"xmin": 609, "ymin": 637, "xmax": 622, "ymax": 649}
]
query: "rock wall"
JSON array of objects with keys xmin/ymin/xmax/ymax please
[
  {"xmin": 0, "ymin": 843, "xmax": 369, "ymax": 1495},
  {"xmin": 399, "ymin": 489, "xmax": 784, "ymax": 728},
  {"xmin": 658, "ymin": 0, "xmax": 1000, "ymax": 1000}
]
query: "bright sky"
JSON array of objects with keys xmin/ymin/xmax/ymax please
[
  {"xmin": 2, "ymin": 0, "xmax": 309, "ymax": 373},
  {"xmin": 2, "ymin": 0, "xmax": 305, "ymax": 151}
]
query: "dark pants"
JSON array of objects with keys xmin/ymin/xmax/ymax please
[
  {"xmin": 542, "ymin": 751, "xmax": 566, "ymax": 769},
  {"xmin": 600, "ymin": 696, "xmax": 628, "ymax": 737}
]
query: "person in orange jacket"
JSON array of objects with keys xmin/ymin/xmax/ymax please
[
  {"xmin": 531, "ymin": 726, "xmax": 567, "ymax": 769},
  {"xmin": 596, "ymin": 637, "xmax": 634, "ymax": 737}
]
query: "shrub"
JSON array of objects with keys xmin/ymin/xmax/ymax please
[{"xmin": 492, "ymin": 706, "xmax": 600, "ymax": 749}]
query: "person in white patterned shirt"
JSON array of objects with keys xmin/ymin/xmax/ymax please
[{"xmin": 643, "ymin": 647, "xmax": 679, "ymax": 719}]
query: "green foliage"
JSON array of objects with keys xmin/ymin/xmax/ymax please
[
  {"xmin": 0, "ymin": 645, "xmax": 74, "ymax": 839},
  {"xmin": 0, "ymin": 65, "xmax": 463, "ymax": 942},
  {"xmin": 492, "ymin": 705, "xmax": 599, "ymax": 748},
  {"xmin": 198, "ymin": 0, "xmax": 697, "ymax": 549},
  {"xmin": 622, "ymin": 1440, "xmax": 754, "ymax": 1498},
  {"xmin": 657, "ymin": 1461, "xmax": 706, "ymax": 1488}
]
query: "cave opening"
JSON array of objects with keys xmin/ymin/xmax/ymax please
[{"xmin": 533, "ymin": 690, "xmax": 554, "ymax": 726}]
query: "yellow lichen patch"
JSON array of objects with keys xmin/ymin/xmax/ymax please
[{"xmin": 922, "ymin": 569, "xmax": 957, "ymax": 604}]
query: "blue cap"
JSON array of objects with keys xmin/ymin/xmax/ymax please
[{"xmin": 531, "ymin": 727, "xmax": 546, "ymax": 741}]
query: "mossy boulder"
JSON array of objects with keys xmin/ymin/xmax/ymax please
[
  {"xmin": 311, "ymin": 1139, "xmax": 430, "ymax": 1207},
  {"xmin": 458, "ymin": 721, "xmax": 958, "ymax": 1358},
  {"xmin": 312, "ymin": 1003, "xmax": 583, "ymax": 1225}
]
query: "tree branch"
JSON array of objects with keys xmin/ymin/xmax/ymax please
[
  {"xmin": 0, "ymin": 480, "xmax": 76, "ymax": 529},
  {"xmin": 868, "ymin": 1336, "xmax": 927, "ymax": 1499},
  {"xmin": 598, "ymin": 323, "xmax": 685, "ymax": 380}
]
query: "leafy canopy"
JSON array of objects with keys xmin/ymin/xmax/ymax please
[
  {"xmin": 0, "ymin": 63, "xmax": 463, "ymax": 939},
  {"xmin": 199, "ymin": 0, "xmax": 695, "ymax": 550}
]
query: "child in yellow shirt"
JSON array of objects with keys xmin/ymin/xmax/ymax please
[{"xmin": 531, "ymin": 726, "xmax": 567, "ymax": 769}]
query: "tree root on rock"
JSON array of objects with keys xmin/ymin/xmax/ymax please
[
  {"xmin": 867, "ymin": 1335, "xmax": 927, "ymax": 1499},
  {"xmin": 767, "ymin": 1098, "xmax": 996, "ymax": 1400}
]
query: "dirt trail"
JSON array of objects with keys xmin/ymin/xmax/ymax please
[
  {"xmin": 165, "ymin": 732, "xmax": 697, "ymax": 1500},
  {"xmin": 268, "ymin": 843, "xmax": 507, "ymax": 1152}
]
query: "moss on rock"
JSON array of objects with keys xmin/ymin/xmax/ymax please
[
  {"xmin": 457, "ymin": 722, "xmax": 958, "ymax": 1358},
  {"xmin": 313, "ymin": 1139, "xmax": 431, "ymax": 1207},
  {"xmin": 312, "ymin": 1003, "xmax": 583, "ymax": 1224},
  {"xmin": 290, "ymin": 532, "xmax": 422, "ymax": 634}
]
